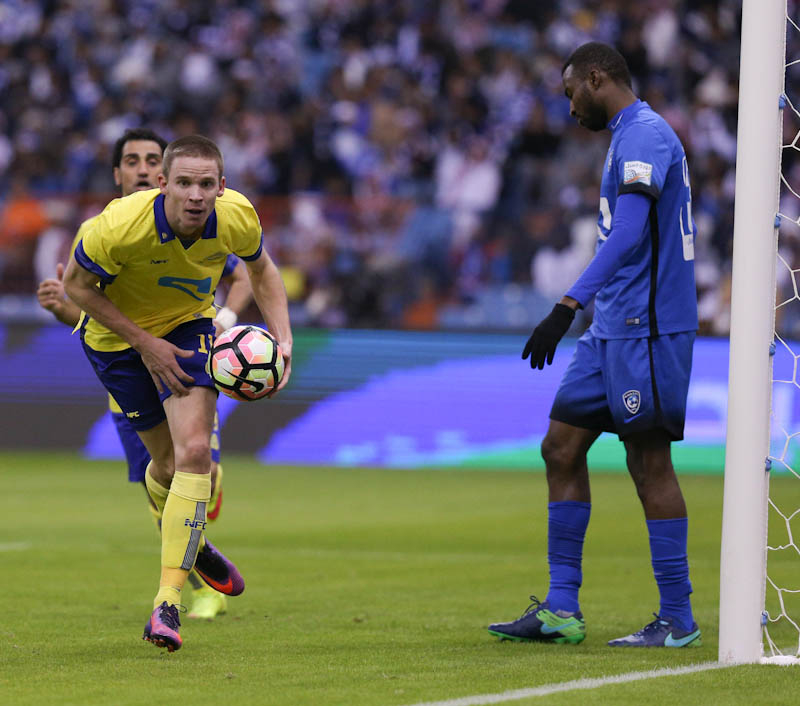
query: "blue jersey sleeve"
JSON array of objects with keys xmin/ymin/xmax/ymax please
[
  {"xmin": 221, "ymin": 254, "xmax": 240, "ymax": 278},
  {"xmin": 615, "ymin": 122, "xmax": 672, "ymax": 200},
  {"xmin": 566, "ymin": 192, "xmax": 652, "ymax": 308}
]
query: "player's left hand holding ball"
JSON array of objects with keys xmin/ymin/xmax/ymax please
[
  {"xmin": 522, "ymin": 303, "xmax": 576, "ymax": 370},
  {"xmin": 272, "ymin": 339, "xmax": 291, "ymax": 395}
]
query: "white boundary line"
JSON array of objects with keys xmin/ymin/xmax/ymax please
[
  {"xmin": 0, "ymin": 542, "xmax": 31, "ymax": 552},
  {"xmin": 402, "ymin": 662, "xmax": 730, "ymax": 706}
]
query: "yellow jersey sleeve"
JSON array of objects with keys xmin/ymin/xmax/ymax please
[
  {"xmin": 78, "ymin": 194, "xmax": 139, "ymax": 282},
  {"xmin": 215, "ymin": 188, "xmax": 263, "ymax": 261},
  {"xmin": 69, "ymin": 212, "xmax": 111, "ymax": 336},
  {"xmin": 71, "ymin": 215, "xmax": 98, "ymax": 257},
  {"xmin": 70, "ymin": 203, "xmax": 119, "ymax": 258}
]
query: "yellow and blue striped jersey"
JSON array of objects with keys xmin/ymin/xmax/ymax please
[{"xmin": 75, "ymin": 188, "xmax": 262, "ymax": 352}]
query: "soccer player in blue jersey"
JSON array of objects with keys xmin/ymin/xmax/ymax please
[
  {"xmin": 488, "ymin": 42, "xmax": 701, "ymax": 648},
  {"xmin": 37, "ymin": 128, "xmax": 251, "ymax": 621},
  {"xmin": 63, "ymin": 134, "xmax": 293, "ymax": 651}
]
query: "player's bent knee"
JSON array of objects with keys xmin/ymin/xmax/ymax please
[
  {"xmin": 541, "ymin": 434, "xmax": 583, "ymax": 473},
  {"xmin": 175, "ymin": 441, "xmax": 213, "ymax": 473}
]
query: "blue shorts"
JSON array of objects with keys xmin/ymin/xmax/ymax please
[
  {"xmin": 83, "ymin": 319, "xmax": 217, "ymax": 432},
  {"xmin": 110, "ymin": 411, "xmax": 151, "ymax": 482},
  {"xmin": 111, "ymin": 409, "xmax": 222, "ymax": 482},
  {"xmin": 550, "ymin": 330, "xmax": 695, "ymax": 440}
]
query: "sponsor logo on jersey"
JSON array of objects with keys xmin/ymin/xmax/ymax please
[
  {"xmin": 151, "ymin": 259, "xmax": 168, "ymax": 264},
  {"xmin": 201, "ymin": 252, "xmax": 227, "ymax": 263},
  {"xmin": 126, "ymin": 410, "xmax": 140, "ymax": 418},
  {"xmin": 157, "ymin": 275, "xmax": 212, "ymax": 301},
  {"xmin": 623, "ymin": 160, "xmax": 653, "ymax": 186},
  {"xmin": 184, "ymin": 518, "xmax": 207, "ymax": 530},
  {"xmin": 623, "ymin": 389, "xmax": 641, "ymax": 415}
]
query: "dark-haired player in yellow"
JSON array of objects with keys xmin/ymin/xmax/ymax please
[
  {"xmin": 64, "ymin": 135, "xmax": 293, "ymax": 651},
  {"xmin": 38, "ymin": 128, "xmax": 250, "ymax": 620}
]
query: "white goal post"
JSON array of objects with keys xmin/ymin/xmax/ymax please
[{"xmin": 719, "ymin": 0, "xmax": 787, "ymax": 664}]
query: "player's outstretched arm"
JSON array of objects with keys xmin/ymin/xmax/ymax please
[
  {"xmin": 522, "ymin": 193, "xmax": 654, "ymax": 371},
  {"xmin": 244, "ymin": 250, "xmax": 293, "ymax": 393},
  {"xmin": 522, "ymin": 298, "xmax": 578, "ymax": 370},
  {"xmin": 63, "ymin": 257, "xmax": 195, "ymax": 395},
  {"xmin": 36, "ymin": 262, "xmax": 83, "ymax": 327}
]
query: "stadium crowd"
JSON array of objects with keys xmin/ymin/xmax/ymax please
[{"xmin": 0, "ymin": 0, "xmax": 785, "ymax": 333}]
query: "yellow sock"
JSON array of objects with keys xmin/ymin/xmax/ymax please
[
  {"xmin": 208, "ymin": 463, "xmax": 223, "ymax": 522},
  {"xmin": 211, "ymin": 463, "xmax": 223, "ymax": 507},
  {"xmin": 146, "ymin": 501, "xmax": 161, "ymax": 530},
  {"xmin": 144, "ymin": 462, "xmax": 169, "ymax": 525},
  {"xmin": 160, "ymin": 470, "xmax": 211, "ymax": 576},
  {"xmin": 154, "ymin": 582, "xmax": 183, "ymax": 608}
]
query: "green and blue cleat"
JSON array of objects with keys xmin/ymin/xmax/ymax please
[
  {"xmin": 488, "ymin": 596, "xmax": 586, "ymax": 644},
  {"xmin": 608, "ymin": 614, "xmax": 701, "ymax": 647}
]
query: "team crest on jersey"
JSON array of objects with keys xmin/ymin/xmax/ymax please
[
  {"xmin": 201, "ymin": 252, "xmax": 227, "ymax": 263},
  {"xmin": 623, "ymin": 160, "xmax": 652, "ymax": 186},
  {"xmin": 622, "ymin": 390, "xmax": 641, "ymax": 415}
]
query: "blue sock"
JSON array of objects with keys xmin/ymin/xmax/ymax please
[
  {"xmin": 545, "ymin": 501, "xmax": 591, "ymax": 613},
  {"xmin": 647, "ymin": 517, "xmax": 694, "ymax": 631}
]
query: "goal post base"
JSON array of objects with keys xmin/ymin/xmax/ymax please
[{"xmin": 760, "ymin": 655, "xmax": 800, "ymax": 665}]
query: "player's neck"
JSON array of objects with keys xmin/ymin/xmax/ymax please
[
  {"xmin": 169, "ymin": 220, "xmax": 204, "ymax": 241},
  {"xmin": 605, "ymin": 91, "xmax": 638, "ymax": 125},
  {"xmin": 176, "ymin": 231, "xmax": 202, "ymax": 241}
]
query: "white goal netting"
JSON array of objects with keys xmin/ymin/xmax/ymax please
[{"xmin": 765, "ymin": 7, "xmax": 800, "ymax": 661}]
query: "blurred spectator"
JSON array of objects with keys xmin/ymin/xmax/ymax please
[
  {"xmin": 435, "ymin": 131, "xmax": 501, "ymax": 252},
  {"xmin": 33, "ymin": 198, "xmax": 74, "ymax": 287},
  {"xmin": 0, "ymin": 176, "xmax": 48, "ymax": 290}
]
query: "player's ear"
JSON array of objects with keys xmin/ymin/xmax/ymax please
[
  {"xmin": 113, "ymin": 167, "xmax": 122, "ymax": 187},
  {"xmin": 588, "ymin": 68, "xmax": 603, "ymax": 91},
  {"xmin": 218, "ymin": 175, "xmax": 226, "ymax": 196},
  {"xmin": 158, "ymin": 173, "xmax": 168, "ymax": 192}
]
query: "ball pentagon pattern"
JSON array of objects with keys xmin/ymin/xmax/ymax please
[{"xmin": 210, "ymin": 325, "xmax": 284, "ymax": 401}]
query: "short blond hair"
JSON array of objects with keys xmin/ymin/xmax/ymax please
[{"xmin": 162, "ymin": 135, "xmax": 224, "ymax": 180}]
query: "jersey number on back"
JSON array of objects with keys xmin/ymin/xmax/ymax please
[{"xmin": 680, "ymin": 157, "xmax": 695, "ymax": 261}]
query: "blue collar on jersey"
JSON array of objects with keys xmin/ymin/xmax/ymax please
[
  {"xmin": 153, "ymin": 193, "xmax": 218, "ymax": 244},
  {"xmin": 607, "ymin": 99, "xmax": 644, "ymax": 132}
]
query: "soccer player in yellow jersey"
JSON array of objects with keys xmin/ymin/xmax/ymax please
[
  {"xmin": 37, "ymin": 128, "xmax": 250, "ymax": 621},
  {"xmin": 64, "ymin": 135, "xmax": 292, "ymax": 651}
]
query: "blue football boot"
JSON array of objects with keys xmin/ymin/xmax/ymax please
[
  {"xmin": 608, "ymin": 614, "xmax": 701, "ymax": 647},
  {"xmin": 488, "ymin": 596, "xmax": 586, "ymax": 644}
]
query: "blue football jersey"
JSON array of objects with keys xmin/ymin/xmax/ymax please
[{"xmin": 588, "ymin": 100, "xmax": 697, "ymax": 339}]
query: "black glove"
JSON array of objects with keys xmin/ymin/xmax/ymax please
[{"xmin": 522, "ymin": 303, "xmax": 576, "ymax": 370}]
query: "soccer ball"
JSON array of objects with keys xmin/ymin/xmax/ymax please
[{"xmin": 210, "ymin": 324, "xmax": 284, "ymax": 401}]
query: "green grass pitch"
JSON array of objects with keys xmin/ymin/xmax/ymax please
[{"xmin": 3, "ymin": 451, "xmax": 799, "ymax": 705}]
